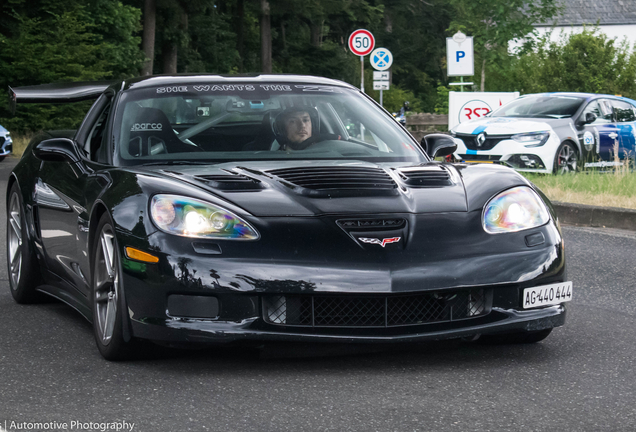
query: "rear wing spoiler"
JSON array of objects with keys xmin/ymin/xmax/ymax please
[{"xmin": 8, "ymin": 80, "xmax": 118, "ymax": 114}]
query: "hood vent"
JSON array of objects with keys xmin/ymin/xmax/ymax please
[
  {"xmin": 337, "ymin": 218, "xmax": 406, "ymax": 230},
  {"xmin": 267, "ymin": 166, "xmax": 398, "ymax": 197},
  {"xmin": 395, "ymin": 165, "xmax": 452, "ymax": 187},
  {"xmin": 194, "ymin": 172, "xmax": 263, "ymax": 191}
]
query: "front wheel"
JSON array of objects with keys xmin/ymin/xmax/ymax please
[
  {"xmin": 7, "ymin": 183, "xmax": 42, "ymax": 303},
  {"xmin": 554, "ymin": 142, "xmax": 578, "ymax": 174},
  {"xmin": 92, "ymin": 214, "xmax": 139, "ymax": 360}
]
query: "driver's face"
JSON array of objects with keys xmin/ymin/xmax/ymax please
[{"xmin": 284, "ymin": 111, "xmax": 312, "ymax": 143}]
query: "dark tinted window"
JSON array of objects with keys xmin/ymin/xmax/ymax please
[
  {"xmin": 612, "ymin": 100, "xmax": 636, "ymax": 123},
  {"xmin": 491, "ymin": 95, "xmax": 585, "ymax": 118}
]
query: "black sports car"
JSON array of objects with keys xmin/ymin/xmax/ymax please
[{"xmin": 6, "ymin": 75, "xmax": 571, "ymax": 360}]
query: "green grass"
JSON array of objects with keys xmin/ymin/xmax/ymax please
[
  {"xmin": 523, "ymin": 171, "xmax": 636, "ymax": 209},
  {"xmin": 9, "ymin": 133, "xmax": 33, "ymax": 158}
]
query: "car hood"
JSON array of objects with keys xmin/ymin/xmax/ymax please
[
  {"xmin": 454, "ymin": 117, "xmax": 561, "ymax": 135},
  {"xmin": 133, "ymin": 160, "xmax": 528, "ymax": 217}
]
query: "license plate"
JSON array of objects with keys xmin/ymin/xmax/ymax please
[{"xmin": 522, "ymin": 282, "xmax": 572, "ymax": 309}]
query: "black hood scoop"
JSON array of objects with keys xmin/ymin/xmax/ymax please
[
  {"xmin": 395, "ymin": 165, "xmax": 453, "ymax": 187},
  {"xmin": 266, "ymin": 166, "xmax": 399, "ymax": 198},
  {"xmin": 193, "ymin": 171, "xmax": 264, "ymax": 191}
]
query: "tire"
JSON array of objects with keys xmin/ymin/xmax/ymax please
[
  {"xmin": 0, "ymin": 156, "xmax": 6, "ymax": 162},
  {"xmin": 478, "ymin": 328, "xmax": 553, "ymax": 345},
  {"xmin": 6, "ymin": 183, "xmax": 42, "ymax": 303},
  {"xmin": 553, "ymin": 142, "xmax": 578, "ymax": 174},
  {"xmin": 91, "ymin": 214, "xmax": 139, "ymax": 360}
]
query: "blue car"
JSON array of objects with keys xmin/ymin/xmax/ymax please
[{"xmin": 0, "ymin": 124, "xmax": 13, "ymax": 161}]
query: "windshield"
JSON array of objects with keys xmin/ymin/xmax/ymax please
[
  {"xmin": 490, "ymin": 95, "xmax": 585, "ymax": 119},
  {"xmin": 113, "ymin": 83, "xmax": 425, "ymax": 166}
]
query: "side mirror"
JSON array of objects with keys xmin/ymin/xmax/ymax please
[
  {"xmin": 422, "ymin": 134, "xmax": 458, "ymax": 158},
  {"xmin": 33, "ymin": 138, "xmax": 82, "ymax": 163},
  {"xmin": 585, "ymin": 112, "xmax": 597, "ymax": 124}
]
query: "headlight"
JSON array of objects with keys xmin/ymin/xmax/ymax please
[
  {"xmin": 512, "ymin": 131, "xmax": 549, "ymax": 147},
  {"xmin": 483, "ymin": 186, "xmax": 550, "ymax": 234},
  {"xmin": 150, "ymin": 195, "xmax": 259, "ymax": 240}
]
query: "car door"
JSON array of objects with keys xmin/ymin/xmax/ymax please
[
  {"xmin": 36, "ymin": 95, "xmax": 113, "ymax": 296},
  {"xmin": 611, "ymin": 100, "xmax": 636, "ymax": 159},
  {"xmin": 579, "ymin": 99, "xmax": 619, "ymax": 161}
]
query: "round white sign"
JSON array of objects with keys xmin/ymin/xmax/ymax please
[
  {"xmin": 452, "ymin": 31, "xmax": 467, "ymax": 44},
  {"xmin": 370, "ymin": 48, "xmax": 393, "ymax": 71},
  {"xmin": 348, "ymin": 29, "xmax": 375, "ymax": 56},
  {"xmin": 459, "ymin": 100, "xmax": 492, "ymax": 124}
]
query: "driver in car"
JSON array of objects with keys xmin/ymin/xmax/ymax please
[
  {"xmin": 276, "ymin": 106, "xmax": 342, "ymax": 151},
  {"xmin": 283, "ymin": 109, "xmax": 312, "ymax": 144}
]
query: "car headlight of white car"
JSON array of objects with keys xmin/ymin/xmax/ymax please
[
  {"xmin": 512, "ymin": 131, "xmax": 550, "ymax": 147},
  {"xmin": 483, "ymin": 186, "xmax": 550, "ymax": 234}
]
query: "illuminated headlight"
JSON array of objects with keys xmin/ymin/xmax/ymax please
[
  {"xmin": 512, "ymin": 132, "xmax": 549, "ymax": 147},
  {"xmin": 483, "ymin": 186, "xmax": 550, "ymax": 234},
  {"xmin": 150, "ymin": 195, "xmax": 259, "ymax": 240}
]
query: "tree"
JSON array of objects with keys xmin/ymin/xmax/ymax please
[
  {"xmin": 449, "ymin": 0, "xmax": 561, "ymax": 91},
  {"xmin": 141, "ymin": 0, "xmax": 156, "ymax": 75},
  {"xmin": 490, "ymin": 28, "xmax": 636, "ymax": 97},
  {"xmin": 0, "ymin": 0, "xmax": 143, "ymax": 132}
]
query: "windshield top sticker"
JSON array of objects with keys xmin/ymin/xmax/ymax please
[
  {"xmin": 156, "ymin": 84, "xmax": 330, "ymax": 94},
  {"xmin": 294, "ymin": 85, "xmax": 342, "ymax": 93}
]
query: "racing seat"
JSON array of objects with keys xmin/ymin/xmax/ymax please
[
  {"xmin": 128, "ymin": 108, "xmax": 202, "ymax": 156},
  {"xmin": 242, "ymin": 111, "xmax": 277, "ymax": 151}
]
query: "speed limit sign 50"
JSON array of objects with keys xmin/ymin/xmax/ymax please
[{"xmin": 348, "ymin": 29, "xmax": 375, "ymax": 56}]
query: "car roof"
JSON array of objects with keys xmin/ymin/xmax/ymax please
[
  {"xmin": 121, "ymin": 74, "xmax": 358, "ymax": 91},
  {"xmin": 521, "ymin": 91, "xmax": 636, "ymax": 103}
]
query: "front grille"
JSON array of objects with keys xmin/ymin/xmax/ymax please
[
  {"xmin": 337, "ymin": 218, "xmax": 406, "ymax": 229},
  {"xmin": 456, "ymin": 133, "xmax": 511, "ymax": 151},
  {"xmin": 195, "ymin": 172, "xmax": 263, "ymax": 191},
  {"xmin": 0, "ymin": 137, "xmax": 5, "ymax": 146},
  {"xmin": 263, "ymin": 289, "xmax": 488, "ymax": 328},
  {"xmin": 459, "ymin": 154, "xmax": 501, "ymax": 161},
  {"xmin": 267, "ymin": 166, "xmax": 398, "ymax": 197},
  {"xmin": 395, "ymin": 165, "xmax": 452, "ymax": 187}
]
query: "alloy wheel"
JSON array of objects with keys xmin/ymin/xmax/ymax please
[
  {"xmin": 8, "ymin": 193, "xmax": 23, "ymax": 289},
  {"xmin": 557, "ymin": 144, "xmax": 577, "ymax": 173},
  {"xmin": 94, "ymin": 227, "xmax": 119, "ymax": 345}
]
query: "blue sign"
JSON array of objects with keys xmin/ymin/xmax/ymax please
[{"xmin": 370, "ymin": 48, "xmax": 393, "ymax": 71}]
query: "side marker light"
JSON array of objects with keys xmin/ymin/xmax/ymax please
[{"xmin": 125, "ymin": 247, "xmax": 159, "ymax": 263}]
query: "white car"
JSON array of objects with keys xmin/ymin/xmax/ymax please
[{"xmin": 451, "ymin": 93, "xmax": 636, "ymax": 174}]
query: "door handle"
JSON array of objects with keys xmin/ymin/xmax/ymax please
[{"xmin": 609, "ymin": 132, "xmax": 618, "ymax": 139}]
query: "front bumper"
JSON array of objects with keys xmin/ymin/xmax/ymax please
[
  {"xmin": 130, "ymin": 302, "xmax": 566, "ymax": 344},
  {"xmin": 121, "ymin": 219, "xmax": 567, "ymax": 344},
  {"xmin": 453, "ymin": 135, "xmax": 560, "ymax": 174}
]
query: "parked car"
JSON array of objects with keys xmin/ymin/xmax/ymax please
[
  {"xmin": 7, "ymin": 75, "xmax": 571, "ymax": 360},
  {"xmin": 0, "ymin": 124, "xmax": 13, "ymax": 161},
  {"xmin": 451, "ymin": 92, "xmax": 636, "ymax": 173}
]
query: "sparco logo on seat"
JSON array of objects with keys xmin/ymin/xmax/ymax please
[{"xmin": 131, "ymin": 123, "xmax": 163, "ymax": 131}]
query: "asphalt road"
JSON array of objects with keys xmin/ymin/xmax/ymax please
[{"xmin": 1, "ymin": 157, "xmax": 636, "ymax": 432}]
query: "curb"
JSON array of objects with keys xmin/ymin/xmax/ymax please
[{"xmin": 553, "ymin": 201, "xmax": 636, "ymax": 232}]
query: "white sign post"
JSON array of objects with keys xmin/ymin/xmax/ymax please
[
  {"xmin": 370, "ymin": 47, "xmax": 393, "ymax": 107},
  {"xmin": 447, "ymin": 32, "xmax": 474, "ymax": 92},
  {"xmin": 348, "ymin": 29, "xmax": 375, "ymax": 93}
]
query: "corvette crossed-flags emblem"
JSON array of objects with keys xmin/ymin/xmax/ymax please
[{"xmin": 358, "ymin": 237, "xmax": 401, "ymax": 247}]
